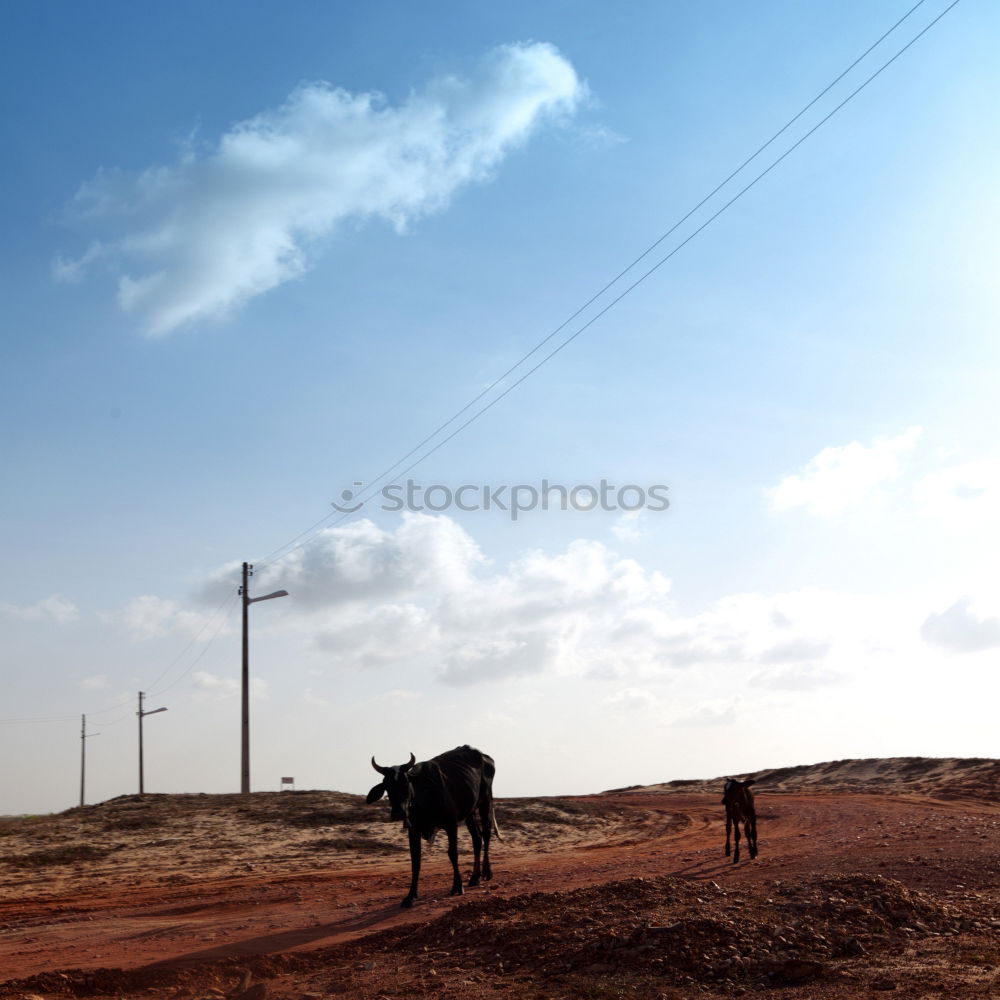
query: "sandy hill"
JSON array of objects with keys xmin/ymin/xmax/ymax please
[{"xmin": 634, "ymin": 755, "xmax": 999, "ymax": 800}]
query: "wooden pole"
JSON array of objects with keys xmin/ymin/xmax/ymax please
[
  {"xmin": 80, "ymin": 714, "xmax": 86, "ymax": 807},
  {"xmin": 138, "ymin": 691, "xmax": 145, "ymax": 795},
  {"xmin": 241, "ymin": 562, "xmax": 250, "ymax": 795}
]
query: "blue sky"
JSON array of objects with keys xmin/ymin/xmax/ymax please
[{"xmin": 2, "ymin": 1, "xmax": 998, "ymax": 814}]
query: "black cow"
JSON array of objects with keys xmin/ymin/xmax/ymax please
[
  {"xmin": 366, "ymin": 745, "xmax": 498, "ymax": 908},
  {"xmin": 722, "ymin": 777, "xmax": 758, "ymax": 864}
]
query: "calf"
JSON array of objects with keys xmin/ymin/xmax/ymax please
[
  {"xmin": 722, "ymin": 777, "xmax": 758, "ymax": 864},
  {"xmin": 367, "ymin": 745, "xmax": 498, "ymax": 908}
]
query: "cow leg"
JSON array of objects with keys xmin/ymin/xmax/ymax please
[
  {"xmin": 446, "ymin": 823, "xmax": 464, "ymax": 896},
  {"xmin": 465, "ymin": 815, "xmax": 483, "ymax": 886},
  {"xmin": 402, "ymin": 828, "xmax": 421, "ymax": 908},
  {"xmin": 732, "ymin": 816, "xmax": 741, "ymax": 864},
  {"xmin": 725, "ymin": 810, "xmax": 732, "ymax": 857},
  {"xmin": 747, "ymin": 816, "xmax": 758, "ymax": 859},
  {"xmin": 480, "ymin": 798, "xmax": 493, "ymax": 882}
]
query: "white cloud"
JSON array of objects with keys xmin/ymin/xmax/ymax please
[
  {"xmin": 672, "ymin": 701, "xmax": 739, "ymax": 727},
  {"xmin": 766, "ymin": 426, "xmax": 923, "ymax": 516},
  {"xmin": 245, "ymin": 513, "xmax": 486, "ymax": 609},
  {"xmin": 58, "ymin": 42, "xmax": 586, "ymax": 336},
  {"xmin": 749, "ymin": 665, "xmax": 847, "ymax": 691},
  {"xmin": 316, "ymin": 603, "xmax": 438, "ymax": 669},
  {"xmin": 118, "ymin": 595, "xmax": 229, "ymax": 641},
  {"xmin": 52, "ymin": 241, "xmax": 106, "ymax": 283},
  {"xmin": 610, "ymin": 510, "xmax": 644, "ymax": 542},
  {"xmin": 193, "ymin": 671, "xmax": 268, "ymax": 701},
  {"xmin": 758, "ymin": 637, "xmax": 831, "ymax": 664},
  {"xmin": 199, "ymin": 514, "xmax": 910, "ymax": 692},
  {"xmin": 0, "ymin": 594, "xmax": 79, "ymax": 625},
  {"xmin": 604, "ymin": 687, "xmax": 658, "ymax": 711},
  {"xmin": 921, "ymin": 597, "xmax": 1000, "ymax": 653},
  {"xmin": 200, "ymin": 514, "xmax": 677, "ymax": 684}
]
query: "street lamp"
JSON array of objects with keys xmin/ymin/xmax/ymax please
[
  {"xmin": 239, "ymin": 561, "xmax": 288, "ymax": 794},
  {"xmin": 137, "ymin": 691, "xmax": 167, "ymax": 795}
]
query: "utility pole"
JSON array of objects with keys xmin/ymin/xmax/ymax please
[
  {"xmin": 241, "ymin": 561, "xmax": 250, "ymax": 795},
  {"xmin": 137, "ymin": 692, "xmax": 167, "ymax": 794},
  {"xmin": 239, "ymin": 562, "xmax": 288, "ymax": 795},
  {"xmin": 80, "ymin": 715, "xmax": 99, "ymax": 807}
]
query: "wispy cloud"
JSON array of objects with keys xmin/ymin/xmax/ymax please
[
  {"xmin": 117, "ymin": 594, "xmax": 230, "ymax": 641},
  {"xmin": 672, "ymin": 701, "xmax": 739, "ymax": 728},
  {"xmin": 0, "ymin": 594, "xmax": 79, "ymax": 625},
  {"xmin": 604, "ymin": 687, "xmax": 658, "ymax": 711},
  {"xmin": 749, "ymin": 665, "xmax": 847, "ymax": 691},
  {"xmin": 765, "ymin": 426, "xmax": 922, "ymax": 517},
  {"xmin": 610, "ymin": 510, "xmax": 644, "ymax": 543},
  {"xmin": 193, "ymin": 671, "xmax": 268, "ymax": 701},
  {"xmin": 57, "ymin": 42, "xmax": 586, "ymax": 336},
  {"xmin": 921, "ymin": 597, "xmax": 1000, "ymax": 653}
]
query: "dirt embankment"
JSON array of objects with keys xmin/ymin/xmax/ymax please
[{"xmin": 641, "ymin": 755, "xmax": 1000, "ymax": 801}]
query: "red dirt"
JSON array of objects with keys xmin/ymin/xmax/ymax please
[{"xmin": 1, "ymin": 757, "xmax": 998, "ymax": 999}]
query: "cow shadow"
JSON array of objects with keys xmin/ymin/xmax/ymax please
[{"xmin": 137, "ymin": 902, "xmax": 404, "ymax": 971}]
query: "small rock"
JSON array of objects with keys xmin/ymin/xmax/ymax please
[{"xmin": 871, "ymin": 976, "xmax": 897, "ymax": 991}]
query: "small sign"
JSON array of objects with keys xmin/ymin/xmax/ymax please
[{"xmin": 280, "ymin": 776, "xmax": 295, "ymax": 790}]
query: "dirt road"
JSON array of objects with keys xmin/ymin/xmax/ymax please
[{"xmin": 1, "ymin": 762, "xmax": 998, "ymax": 998}]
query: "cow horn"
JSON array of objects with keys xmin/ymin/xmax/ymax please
[
  {"xmin": 405, "ymin": 752, "xmax": 416, "ymax": 769},
  {"xmin": 371, "ymin": 756, "xmax": 389, "ymax": 776}
]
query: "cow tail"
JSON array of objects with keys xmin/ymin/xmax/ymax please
[{"xmin": 490, "ymin": 803, "xmax": 503, "ymax": 842}]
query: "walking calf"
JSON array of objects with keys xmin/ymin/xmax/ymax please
[{"xmin": 722, "ymin": 778, "xmax": 758, "ymax": 864}]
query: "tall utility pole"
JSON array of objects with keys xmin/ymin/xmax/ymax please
[
  {"xmin": 137, "ymin": 692, "xmax": 168, "ymax": 794},
  {"xmin": 239, "ymin": 562, "xmax": 288, "ymax": 795},
  {"xmin": 241, "ymin": 561, "xmax": 250, "ymax": 795},
  {"xmin": 80, "ymin": 715, "xmax": 99, "ymax": 807}
]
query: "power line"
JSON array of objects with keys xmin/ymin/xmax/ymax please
[
  {"xmin": 0, "ymin": 701, "xmax": 132, "ymax": 727},
  {"xmin": 4, "ymin": 2, "xmax": 959, "ymax": 729},
  {"xmin": 322, "ymin": 0, "xmax": 933, "ymax": 503},
  {"xmin": 150, "ymin": 591, "xmax": 239, "ymax": 697},
  {"xmin": 0, "ymin": 591, "xmax": 239, "ymax": 727},
  {"xmin": 381, "ymin": 0, "xmax": 963, "ymax": 481},
  {"xmin": 256, "ymin": 0, "xmax": 959, "ymax": 571},
  {"xmin": 145, "ymin": 589, "xmax": 239, "ymax": 697}
]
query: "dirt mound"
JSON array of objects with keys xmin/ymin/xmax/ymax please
[
  {"xmin": 642, "ymin": 756, "xmax": 1000, "ymax": 800},
  {"xmin": 0, "ymin": 790, "xmax": 641, "ymax": 904},
  {"xmin": 355, "ymin": 872, "xmax": 999, "ymax": 992}
]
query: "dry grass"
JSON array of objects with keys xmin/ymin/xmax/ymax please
[{"xmin": 2, "ymin": 844, "xmax": 118, "ymax": 869}]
